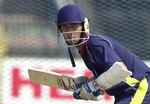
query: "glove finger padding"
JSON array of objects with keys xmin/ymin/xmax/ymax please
[
  {"xmin": 73, "ymin": 89, "xmax": 82, "ymax": 99},
  {"xmin": 73, "ymin": 84, "xmax": 104, "ymax": 101},
  {"xmin": 93, "ymin": 89, "xmax": 105, "ymax": 96}
]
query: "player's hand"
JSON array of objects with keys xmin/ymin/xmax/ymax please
[
  {"xmin": 73, "ymin": 80, "xmax": 105, "ymax": 101},
  {"xmin": 74, "ymin": 76, "xmax": 89, "ymax": 84},
  {"xmin": 74, "ymin": 76, "xmax": 95, "ymax": 84}
]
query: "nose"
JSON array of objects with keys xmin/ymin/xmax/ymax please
[{"xmin": 65, "ymin": 32, "xmax": 74, "ymax": 39}]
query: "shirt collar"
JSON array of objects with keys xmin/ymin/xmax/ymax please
[{"xmin": 79, "ymin": 42, "xmax": 86, "ymax": 55}]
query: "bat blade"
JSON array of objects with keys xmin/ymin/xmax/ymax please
[{"xmin": 28, "ymin": 68, "xmax": 77, "ymax": 92}]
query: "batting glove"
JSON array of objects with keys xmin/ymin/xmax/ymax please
[
  {"xmin": 73, "ymin": 80, "xmax": 105, "ymax": 101},
  {"xmin": 74, "ymin": 76, "xmax": 96, "ymax": 84}
]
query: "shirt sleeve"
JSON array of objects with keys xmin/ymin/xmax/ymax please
[{"xmin": 89, "ymin": 44, "xmax": 122, "ymax": 70}]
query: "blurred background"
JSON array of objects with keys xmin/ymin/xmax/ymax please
[{"xmin": 0, "ymin": 0, "xmax": 150, "ymax": 104}]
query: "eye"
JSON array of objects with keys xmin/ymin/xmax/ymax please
[
  {"xmin": 61, "ymin": 26, "xmax": 65, "ymax": 30},
  {"xmin": 60, "ymin": 25, "xmax": 67, "ymax": 30}
]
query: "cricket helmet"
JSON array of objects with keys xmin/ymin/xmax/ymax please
[
  {"xmin": 57, "ymin": 4, "xmax": 88, "ymax": 26},
  {"xmin": 57, "ymin": 4, "xmax": 89, "ymax": 34}
]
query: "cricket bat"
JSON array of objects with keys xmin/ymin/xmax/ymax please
[{"xmin": 28, "ymin": 68, "xmax": 87, "ymax": 92}]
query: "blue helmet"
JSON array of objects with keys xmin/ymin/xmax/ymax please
[{"xmin": 57, "ymin": 4, "xmax": 88, "ymax": 26}]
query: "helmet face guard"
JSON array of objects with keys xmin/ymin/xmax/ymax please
[
  {"xmin": 60, "ymin": 31, "xmax": 89, "ymax": 47},
  {"xmin": 56, "ymin": 4, "xmax": 90, "ymax": 47}
]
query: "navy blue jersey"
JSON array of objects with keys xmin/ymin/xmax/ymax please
[{"xmin": 79, "ymin": 34, "xmax": 150, "ymax": 96}]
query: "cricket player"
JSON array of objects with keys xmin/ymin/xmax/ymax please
[{"xmin": 56, "ymin": 4, "xmax": 150, "ymax": 104}]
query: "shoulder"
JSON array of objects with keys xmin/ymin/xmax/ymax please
[{"xmin": 88, "ymin": 34, "xmax": 113, "ymax": 47}]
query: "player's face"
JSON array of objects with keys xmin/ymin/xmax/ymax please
[{"xmin": 60, "ymin": 23, "xmax": 83, "ymax": 46}]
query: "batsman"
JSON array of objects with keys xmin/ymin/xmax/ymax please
[{"xmin": 56, "ymin": 4, "xmax": 150, "ymax": 104}]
